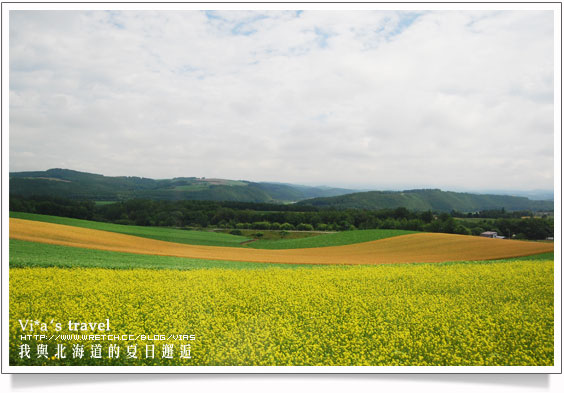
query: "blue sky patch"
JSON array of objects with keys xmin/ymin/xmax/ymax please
[{"xmin": 386, "ymin": 12, "xmax": 424, "ymax": 39}]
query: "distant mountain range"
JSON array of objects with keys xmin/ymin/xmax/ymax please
[
  {"xmin": 296, "ymin": 189, "xmax": 553, "ymax": 212},
  {"xmin": 9, "ymin": 168, "xmax": 356, "ymax": 203},
  {"xmin": 474, "ymin": 189, "xmax": 554, "ymax": 201},
  {"xmin": 9, "ymin": 169, "xmax": 553, "ymax": 212}
]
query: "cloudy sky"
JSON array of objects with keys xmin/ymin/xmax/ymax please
[{"xmin": 9, "ymin": 9, "xmax": 555, "ymax": 191}]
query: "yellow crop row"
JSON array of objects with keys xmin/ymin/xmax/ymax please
[{"xmin": 10, "ymin": 261, "xmax": 553, "ymax": 366}]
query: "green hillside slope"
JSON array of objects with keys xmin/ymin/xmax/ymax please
[
  {"xmin": 10, "ymin": 169, "xmax": 355, "ymax": 203},
  {"xmin": 297, "ymin": 189, "xmax": 553, "ymax": 212}
]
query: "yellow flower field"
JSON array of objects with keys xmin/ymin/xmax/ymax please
[{"xmin": 10, "ymin": 261, "xmax": 553, "ymax": 366}]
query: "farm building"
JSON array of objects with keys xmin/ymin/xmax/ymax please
[{"xmin": 480, "ymin": 231, "xmax": 506, "ymax": 239}]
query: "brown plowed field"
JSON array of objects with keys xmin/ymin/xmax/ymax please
[{"xmin": 10, "ymin": 218, "xmax": 553, "ymax": 265}]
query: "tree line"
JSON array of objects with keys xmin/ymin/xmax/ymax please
[{"xmin": 9, "ymin": 195, "xmax": 553, "ymax": 240}]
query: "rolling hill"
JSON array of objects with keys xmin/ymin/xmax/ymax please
[
  {"xmin": 9, "ymin": 168, "xmax": 356, "ymax": 203},
  {"xmin": 10, "ymin": 169, "xmax": 553, "ymax": 213},
  {"xmin": 296, "ymin": 189, "xmax": 553, "ymax": 212}
]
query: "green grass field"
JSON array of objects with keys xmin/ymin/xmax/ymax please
[
  {"xmin": 10, "ymin": 212, "xmax": 250, "ymax": 247},
  {"xmin": 246, "ymin": 229, "xmax": 417, "ymax": 249}
]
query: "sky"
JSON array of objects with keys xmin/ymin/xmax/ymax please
[{"xmin": 8, "ymin": 9, "xmax": 555, "ymax": 191}]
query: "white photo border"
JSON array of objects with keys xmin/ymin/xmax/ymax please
[{"xmin": 1, "ymin": 1, "xmax": 561, "ymax": 374}]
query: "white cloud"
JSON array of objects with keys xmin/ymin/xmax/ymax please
[{"xmin": 9, "ymin": 10, "xmax": 555, "ymax": 191}]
